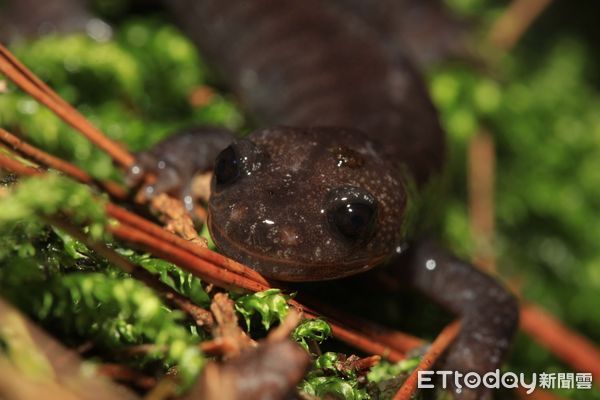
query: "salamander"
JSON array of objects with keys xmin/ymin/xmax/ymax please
[{"xmin": 130, "ymin": 1, "xmax": 519, "ymax": 398}]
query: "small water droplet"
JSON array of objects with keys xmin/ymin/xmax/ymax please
[{"xmin": 426, "ymin": 259, "xmax": 436, "ymax": 270}]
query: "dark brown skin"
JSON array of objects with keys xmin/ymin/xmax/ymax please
[
  {"xmin": 133, "ymin": 1, "xmax": 519, "ymax": 398},
  {"xmin": 326, "ymin": 0, "xmax": 471, "ymax": 67}
]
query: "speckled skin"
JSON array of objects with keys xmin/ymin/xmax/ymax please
[{"xmin": 134, "ymin": 1, "xmax": 519, "ymax": 398}]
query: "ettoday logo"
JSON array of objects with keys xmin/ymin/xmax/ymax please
[{"xmin": 417, "ymin": 370, "xmax": 593, "ymax": 394}]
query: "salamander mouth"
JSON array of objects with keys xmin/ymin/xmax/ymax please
[{"xmin": 208, "ymin": 216, "xmax": 385, "ymax": 282}]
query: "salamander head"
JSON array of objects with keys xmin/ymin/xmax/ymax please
[{"xmin": 208, "ymin": 126, "xmax": 410, "ymax": 281}]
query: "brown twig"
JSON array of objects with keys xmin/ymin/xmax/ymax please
[
  {"xmin": 0, "ymin": 149, "xmax": 44, "ymax": 176},
  {"xmin": 470, "ymin": 0, "xmax": 553, "ymax": 274},
  {"xmin": 299, "ymin": 294, "xmax": 424, "ymax": 353},
  {"xmin": 520, "ymin": 303, "xmax": 600, "ymax": 382},
  {"xmin": 111, "ymin": 223, "xmax": 269, "ymax": 293},
  {"xmin": 348, "ymin": 355, "xmax": 381, "ymax": 373},
  {"xmin": 393, "ymin": 321, "xmax": 461, "ymax": 400},
  {"xmin": 468, "ymin": 130, "xmax": 496, "ymax": 273},
  {"xmin": 488, "ymin": 0, "xmax": 553, "ymax": 52},
  {"xmin": 301, "ymin": 308, "xmax": 406, "ymax": 363},
  {"xmin": 0, "ymin": 128, "xmax": 127, "ymax": 199},
  {"xmin": 0, "ymin": 44, "xmax": 134, "ymax": 168}
]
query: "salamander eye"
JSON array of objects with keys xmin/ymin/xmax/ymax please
[
  {"xmin": 329, "ymin": 202, "xmax": 376, "ymax": 240},
  {"xmin": 215, "ymin": 145, "xmax": 240, "ymax": 185},
  {"xmin": 326, "ymin": 187, "xmax": 378, "ymax": 242}
]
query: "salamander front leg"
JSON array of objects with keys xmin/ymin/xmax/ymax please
[
  {"xmin": 126, "ymin": 126, "xmax": 235, "ymax": 212},
  {"xmin": 402, "ymin": 238, "xmax": 519, "ymax": 399}
]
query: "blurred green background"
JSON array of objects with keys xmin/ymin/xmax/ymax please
[{"xmin": 1, "ymin": 0, "xmax": 599, "ymax": 398}]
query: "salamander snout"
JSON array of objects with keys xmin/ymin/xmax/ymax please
[{"xmin": 208, "ymin": 126, "xmax": 409, "ymax": 281}]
